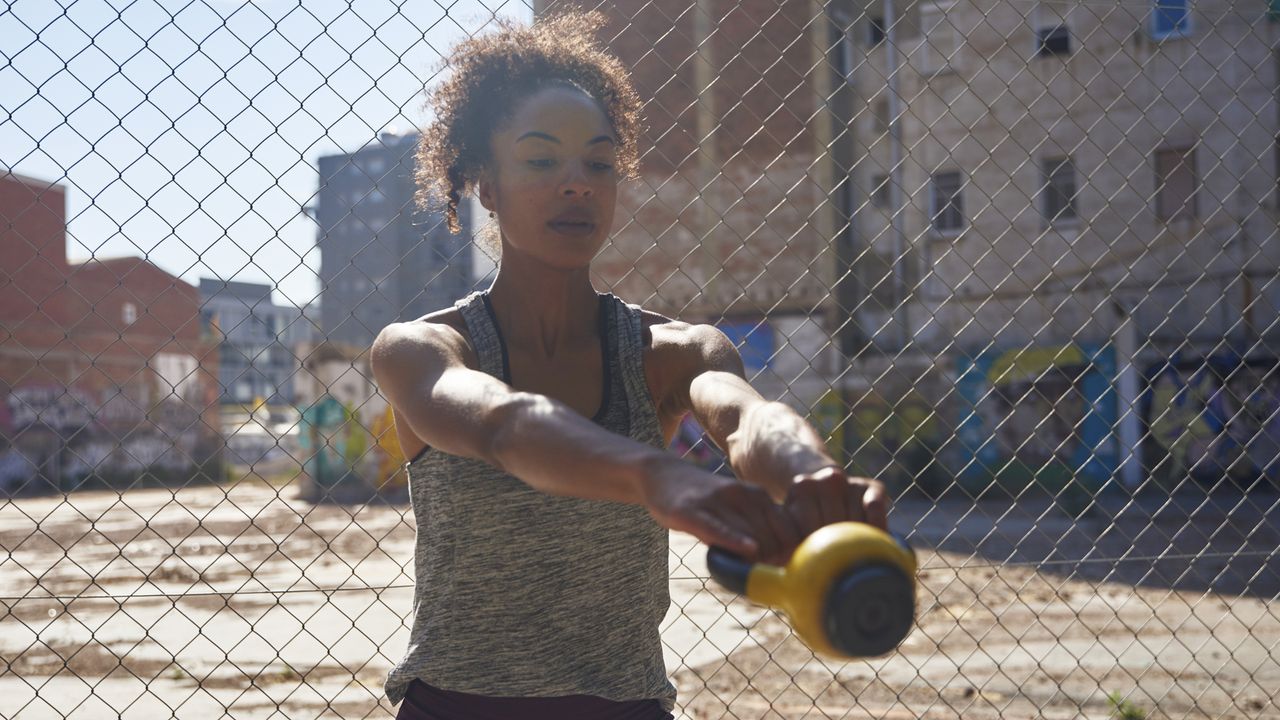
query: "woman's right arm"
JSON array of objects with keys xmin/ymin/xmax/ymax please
[{"xmin": 370, "ymin": 321, "xmax": 779, "ymax": 558}]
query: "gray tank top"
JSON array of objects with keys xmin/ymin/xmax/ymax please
[{"xmin": 384, "ymin": 290, "xmax": 677, "ymax": 712}]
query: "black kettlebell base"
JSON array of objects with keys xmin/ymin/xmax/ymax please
[{"xmin": 824, "ymin": 563, "xmax": 914, "ymax": 658}]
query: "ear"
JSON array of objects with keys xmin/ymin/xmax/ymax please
[{"xmin": 477, "ymin": 167, "xmax": 496, "ymax": 213}]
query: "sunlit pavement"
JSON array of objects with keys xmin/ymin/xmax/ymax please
[{"xmin": 2, "ymin": 479, "xmax": 1275, "ymax": 718}]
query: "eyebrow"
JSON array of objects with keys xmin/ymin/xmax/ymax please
[{"xmin": 516, "ymin": 131, "xmax": 616, "ymax": 147}]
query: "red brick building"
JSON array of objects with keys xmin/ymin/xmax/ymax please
[{"xmin": 0, "ymin": 172, "xmax": 221, "ymax": 494}]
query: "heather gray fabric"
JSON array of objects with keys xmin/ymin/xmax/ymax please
[{"xmin": 385, "ymin": 291, "xmax": 676, "ymax": 713}]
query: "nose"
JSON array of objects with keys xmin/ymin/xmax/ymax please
[{"xmin": 560, "ymin": 162, "xmax": 593, "ymax": 198}]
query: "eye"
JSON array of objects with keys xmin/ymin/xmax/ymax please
[{"xmin": 589, "ymin": 161, "xmax": 614, "ymax": 172}]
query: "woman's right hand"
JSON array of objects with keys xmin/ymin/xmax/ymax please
[{"xmin": 641, "ymin": 457, "xmax": 801, "ymax": 566}]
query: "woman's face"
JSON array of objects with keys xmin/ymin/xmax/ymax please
[{"xmin": 479, "ymin": 84, "xmax": 619, "ymax": 270}]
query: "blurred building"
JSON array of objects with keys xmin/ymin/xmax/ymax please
[
  {"xmin": 198, "ymin": 278, "xmax": 317, "ymax": 405},
  {"xmin": 0, "ymin": 172, "xmax": 221, "ymax": 495},
  {"xmin": 824, "ymin": 0, "xmax": 1279, "ymax": 357},
  {"xmin": 823, "ymin": 0, "xmax": 1280, "ymax": 492},
  {"xmin": 534, "ymin": 2, "xmax": 1280, "ymax": 492},
  {"xmin": 314, "ymin": 131, "xmax": 474, "ymax": 350},
  {"xmin": 533, "ymin": 0, "xmax": 845, "ymax": 435}
]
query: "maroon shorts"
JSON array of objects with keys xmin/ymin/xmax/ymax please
[{"xmin": 394, "ymin": 679, "xmax": 674, "ymax": 720}]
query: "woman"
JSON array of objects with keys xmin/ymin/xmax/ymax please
[{"xmin": 372, "ymin": 12, "xmax": 889, "ymax": 719}]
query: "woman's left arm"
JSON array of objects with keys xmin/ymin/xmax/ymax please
[{"xmin": 656, "ymin": 321, "xmax": 889, "ymax": 546}]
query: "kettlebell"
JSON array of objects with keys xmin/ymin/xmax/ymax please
[{"xmin": 706, "ymin": 522, "xmax": 917, "ymax": 659}]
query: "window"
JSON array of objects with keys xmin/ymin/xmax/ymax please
[
  {"xmin": 1041, "ymin": 156, "xmax": 1078, "ymax": 225},
  {"xmin": 253, "ymin": 315, "xmax": 272, "ymax": 340},
  {"xmin": 919, "ymin": 1, "xmax": 958, "ymax": 74},
  {"xmin": 871, "ymin": 173, "xmax": 891, "ymax": 208},
  {"xmin": 828, "ymin": 16, "xmax": 856, "ymax": 84},
  {"xmin": 872, "ymin": 96, "xmax": 891, "ymax": 133},
  {"xmin": 122, "ymin": 302, "xmax": 137, "ymax": 325},
  {"xmin": 868, "ymin": 16, "xmax": 886, "ymax": 46},
  {"xmin": 1036, "ymin": 25, "xmax": 1071, "ymax": 56},
  {"xmin": 1154, "ymin": 146, "xmax": 1197, "ymax": 222},
  {"xmin": 931, "ymin": 171, "xmax": 965, "ymax": 233},
  {"xmin": 1150, "ymin": 0, "xmax": 1191, "ymax": 40}
]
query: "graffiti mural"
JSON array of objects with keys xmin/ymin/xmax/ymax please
[
  {"xmin": 370, "ymin": 404, "xmax": 407, "ymax": 494},
  {"xmin": 0, "ymin": 360, "xmax": 218, "ymax": 496},
  {"xmin": 955, "ymin": 344, "xmax": 1118, "ymax": 500},
  {"xmin": 809, "ymin": 389, "xmax": 847, "ymax": 464},
  {"xmin": 846, "ymin": 389, "xmax": 943, "ymax": 494},
  {"xmin": 292, "ymin": 341, "xmax": 383, "ymax": 501},
  {"xmin": 298, "ymin": 395, "xmax": 367, "ymax": 493},
  {"xmin": 1144, "ymin": 357, "xmax": 1280, "ymax": 487}
]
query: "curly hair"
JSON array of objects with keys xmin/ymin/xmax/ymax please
[{"xmin": 416, "ymin": 11, "xmax": 643, "ymax": 234}]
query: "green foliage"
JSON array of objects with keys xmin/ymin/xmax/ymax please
[{"xmin": 1107, "ymin": 691, "xmax": 1148, "ymax": 720}]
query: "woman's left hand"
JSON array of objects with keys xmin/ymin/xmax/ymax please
[{"xmin": 781, "ymin": 466, "xmax": 889, "ymax": 544}]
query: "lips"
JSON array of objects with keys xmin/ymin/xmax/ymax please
[{"xmin": 547, "ymin": 209, "xmax": 597, "ymax": 236}]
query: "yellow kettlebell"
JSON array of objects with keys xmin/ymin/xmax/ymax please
[{"xmin": 706, "ymin": 522, "xmax": 917, "ymax": 658}]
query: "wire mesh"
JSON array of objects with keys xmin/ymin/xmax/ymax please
[{"xmin": 2, "ymin": 0, "xmax": 1278, "ymax": 717}]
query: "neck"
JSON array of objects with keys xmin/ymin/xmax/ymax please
[{"xmin": 487, "ymin": 257, "xmax": 600, "ymax": 358}]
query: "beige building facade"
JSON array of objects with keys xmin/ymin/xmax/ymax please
[
  {"xmin": 526, "ymin": 1, "xmax": 1279, "ymax": 485},
  {"xmin": 830, "ymin": 0, "xmax": 1279, "ymax": 356}
]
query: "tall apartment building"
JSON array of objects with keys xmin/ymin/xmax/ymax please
[
  {"xmin": 198, "ymin": 279, "xmax": 316, "ymax": 405},
  {"xmin": 314, "ymin": 132, "xmax": 474, "ymax": 350}
]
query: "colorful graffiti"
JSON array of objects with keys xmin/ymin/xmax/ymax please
[
  {"xmin": 809, "ymin": 389, "xmax": 847, "ymax": 463},
  {"xmin": 0, "ymin": 368, "xmax": 217, "ymax": 496},
  {"xmin": 297, "ymin": 395, "xmax": 367, "ymax": 492},
  {"xmin": 955, "ymin": 343, "xmax": 1118, "ymax": 498},
  {"xmin": 370, "ymin": 404, "xmax": 407, "ymax": 493},
  {"xmin": 1144, "ymin": 357, "xmax": 1280, "ymax": 486},
  {"xmin": 846, "ymin": 389, "xmax": 943, "ymax": 493}
]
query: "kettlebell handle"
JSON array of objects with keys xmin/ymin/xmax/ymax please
[
  {"xmin": 706, "ymin": 545, "xmax": 754, "ymax": 594},
  {"xmin": 706, "ymin": 528, "xmax": 915, "ymax": 587}
]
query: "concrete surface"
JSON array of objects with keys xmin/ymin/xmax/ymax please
[{"xmin": 1, "ymin": 479, "xmax": 1276, "ymax": 719}]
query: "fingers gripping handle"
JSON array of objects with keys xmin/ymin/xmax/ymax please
[{"xmin": 706, "ymin": 545, "xmax": 753, "ymax": 595}]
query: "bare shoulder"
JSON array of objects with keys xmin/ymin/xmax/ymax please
[
  {"xmin": 640, "ymin": 310, "xmax": 743, "ymax": 375},
  {"xmin": 370, "ymin": 307, "xmax": 477, "ymax": 381}
]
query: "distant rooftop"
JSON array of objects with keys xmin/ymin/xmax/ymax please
[
  {"xmin": 199, "ymin": 278, "xmax": 274, "ymax": 304},
  {"xmin": 1, "ymin": 169, "xmax": 66, "ymax": 192}
]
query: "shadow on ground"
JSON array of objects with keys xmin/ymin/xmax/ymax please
[{"xmin": 893, "ymin": 483, "xmax": 1280, "ymax": 599}]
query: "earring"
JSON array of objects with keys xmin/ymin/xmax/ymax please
[{"xmin": 489, "ymin": 211, "xmax": 495, "ymax": 218}]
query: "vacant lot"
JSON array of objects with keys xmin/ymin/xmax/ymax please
[{"xmin": 2, "ymin": 479, "xmax": 1276, "ymax": 719}]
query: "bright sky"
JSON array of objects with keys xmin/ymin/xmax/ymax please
[{"xmin": 1, "ymin": 0, "xmax": 531, "ymax": 309}]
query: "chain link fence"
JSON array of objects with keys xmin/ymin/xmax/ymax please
[{"xmin": 2, "ymin": 0, "xmax": 1278, "ymax": 717}]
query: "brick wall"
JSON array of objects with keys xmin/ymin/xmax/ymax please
[
  {"xmin": 0, "ymin": 174, "xmax": 222, "ymax": 494},
  {"xmin": 0, "ymin": 174, "xmax": 71, "ymax": 334}
]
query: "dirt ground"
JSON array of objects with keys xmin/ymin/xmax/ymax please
[{"xmin": 1, "ymin": 478, "xmax": 1276, "ymax": 719}]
